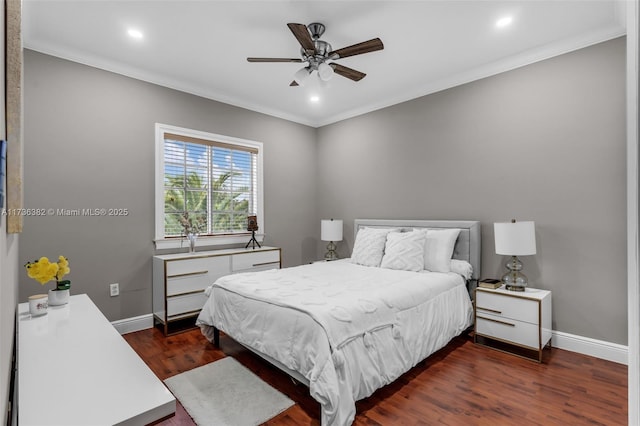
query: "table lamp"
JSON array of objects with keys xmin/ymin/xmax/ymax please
[
  {"xmin": 494, "ymin": 219, "xmax": 537, "ymax": 291},
  {"xmin": 321, "ymin": 219, "xmax": 343, "ymax": 260}
]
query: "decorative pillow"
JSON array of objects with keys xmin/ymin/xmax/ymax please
[
  {"xmin": 350, "ymin": 227, "xmax": 395, "ymax": 267},
  {"xmin": 420, "ymin": 228, "xmax": 461, "ymax": 272},
  {"xmin": 450, "ymin": 259, "xmax": 473, "ymax": 280},
  {"xmin": 380, "ymin": 230, "xmax": 426, "ymax": 272}
]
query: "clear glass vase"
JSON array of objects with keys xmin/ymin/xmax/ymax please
[{"xmin": 187, "ymin": 233, "xmax": 198, "ymax": 252}]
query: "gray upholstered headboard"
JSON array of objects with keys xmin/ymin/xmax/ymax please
[{"xmin": 353, "ymin": 219, "xmax": 481, "ymax": 280}]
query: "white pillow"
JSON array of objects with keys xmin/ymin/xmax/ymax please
[
  {"xmin": 350, "ymin": 227, "xmax": 395, "ymax": 267},
  {"xmin": 450, "ymin": 259, "xmax": 473, "ymax": 280},
  {"xmin": 380, "ymin": 230, "xmax": 426, "ymax": 272},
  {"xmin": 421, "ymin": 228, "xmax": 461, "ymax": 272}
]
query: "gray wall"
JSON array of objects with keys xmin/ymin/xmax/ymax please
[
  {"xmin": 317, "ymin": 37, "xmax": 627, "ymax": 344},
  {"xmin": 20, "ymin": 50, "xmax": 318, "ymax": 321}
]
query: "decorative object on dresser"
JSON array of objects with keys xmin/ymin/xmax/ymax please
[
  {"xmin": 153, "ymin": 246, "xmax": 281, "ymax": 335},
  {"xmin": 179, "ymin": 211, "xmax": 205, "ymax": 253},
  {"xmin": 474, "ymin": 286, "xmax": 552, "ymax": 362},
  {"xmin": 321, "ymin": 218, "xmax": 343, "ymax": 260},
  {"xmin": 478, "ymin": 278, "xmax": 503, "ymax": 289},
  {"xmin": 494, "ymin": 219, "xmax": 537, "ymax": 291},
  {"xmin": 24, "ymin": 255, "xmax": 71, "ymax": 306},
  {"xmin": 245, "ymin": 214, "xmax": 261, "ymax": 249}
]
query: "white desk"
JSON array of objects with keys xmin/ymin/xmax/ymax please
[{"xmin": 18, "ymin": 294, "xmax": 175, "ymax": 425}]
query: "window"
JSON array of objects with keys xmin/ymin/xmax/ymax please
[{"xmin": 155, "ymin": 124, "xmax": 263, "ymax": 249}]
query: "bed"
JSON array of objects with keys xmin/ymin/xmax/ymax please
[{"xmin": 196, "ymin": 219, "xmax": 481, "ymax": 425}]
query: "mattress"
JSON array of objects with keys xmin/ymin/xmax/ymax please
[{"xmin": 197, "ymin": 259, "xmax": 473, "ymax": 425}]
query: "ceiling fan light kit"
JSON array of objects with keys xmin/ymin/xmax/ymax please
[
  {"xmin": 317, "ymin": 62, "xmax": 334, "ymax": 81},
  {"xmin": 247, "ymin": 22, "xmax": 384, "ymax": 86},
  {"xmin": 293, "ymin": 67, "xmax": 312, "ymax": 86}
]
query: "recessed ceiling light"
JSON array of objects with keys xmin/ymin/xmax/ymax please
[
  {"xmin": 310, "ymin": 95, "xmax": 320, "ymax": 103},
  {"xmin": 127, "ymin": 28, "xmax": 144, "ymax": 39},
  {"xmin": 496, "ymin": 16, "xmax": 513, "ymax": 28}
]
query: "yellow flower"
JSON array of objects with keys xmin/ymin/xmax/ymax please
[
  {"xmin": 25, "ymin": 257, "xmax": 59, "ymax": 285},
  {"xmin": 25, "ymin": 255, "xmax": 70, "ymax": 286},
  {"xmin": 56, "ymin": 256, "xmax": 70, "ymax": 280}
]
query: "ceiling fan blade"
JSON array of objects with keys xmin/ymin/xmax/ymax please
[
  {"xmin": 247, "ymin": 57, "xmax": 303, "ymax": 63},
  {"xmin": 289, "ymin": 81, "xmax": 299, "ymax": 87},
  {"xmin": 330, "ymin": 63, "xmax": 366, "ymax": 81},
  {"xmin": 331, "ymin": 38, "xmax": 384, "ymax": 59},
  {"xmin": 287, "ymin": 23, "xmax": 315, "ymax": 55}
]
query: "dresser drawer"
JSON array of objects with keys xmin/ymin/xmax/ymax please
[
  {"xmin": 476, "ymin": 290, "xmax": 539, "ymax": 324},
  {"xmin": 166, "ymin": 256, "xmax": 230, "ymax": 277},
  {"xmin": 232, "ymin": 250, "xmax": 280, "ymax": 272},
  {"xmin": 165, "ymin": 256, "xmax": 230, "ymax": 296},
  {"xmin": 167, "ymin": 292, "xmax": 208, "ymax": 317},
  {"xmin": 166, "ymin": 274, "xmax": 210, "ymax": 296},
  {"xmin": 476, "ymin": 313, "xmax": 541, "ymax": 350}
]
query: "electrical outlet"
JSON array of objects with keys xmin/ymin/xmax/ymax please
[{"xmin": 109, "ymin": 283, "xmax": 119, "ymax": 297}]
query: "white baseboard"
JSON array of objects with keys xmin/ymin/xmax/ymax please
[
  {"xmin": 552, "ymin": 330, "xmax": 628, "ymax": 365},
  {"xmin": 111, "ymin": 314, "xmax": 154, "ymax": 335}
]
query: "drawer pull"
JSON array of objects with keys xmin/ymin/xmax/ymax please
[
  {"xmin": 253, "ymin": 261, "xmax": 280, "ymax": 267},
  {"xmin": 169, "ymin": 289, "xmax": 207, "ymax": 298},
  {"xmin": 478, "ymin": 315, "xmax": 515, "ymax": 327},
  {"xmin": 168, "ymin": 270, "xmax": 209, "ymax": 279},
  {"xmin": 167, "ymin": 309, "xmax": 201, "ymax": 320},
  {"xmin": 477, "ymin": 306, "xmax": 502, "ymax": 315}
]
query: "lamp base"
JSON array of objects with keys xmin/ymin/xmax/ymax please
[
  {"xmin": 324, "ymin": 241, "xmax": 338, "ymax": 261},
  {"xmin": 504, "ymin": 283, "xmax": 527, "ymax": 292},
  {"xmin": 502, "ymin": 256, "xmax": 528, "ymax": 292}
]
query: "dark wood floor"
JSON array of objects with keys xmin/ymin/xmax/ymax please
[{"xmin": 124, "ymin": 327, "xmax": 628, "ymax": 425}]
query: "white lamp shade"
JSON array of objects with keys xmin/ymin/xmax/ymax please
[
  {"xmin": 317, "ymin": 63, "xmax": 334, "ymax": 81},
  {"xmin": 293, "ymin": 67, "xmax": 311, "ymax": 86},
  {"xmin": 494, "ymin": 221, "xmax": 537, "ymax": 256},
  {"xmin": 321, "ymin": 219, "xmax": 343, "ymax": 242}
]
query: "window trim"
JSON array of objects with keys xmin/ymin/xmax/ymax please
[{"xmin": 154, "ymin": 123, "xmax": 264, "ymax": 250}]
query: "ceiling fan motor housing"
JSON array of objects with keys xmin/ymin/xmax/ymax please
[
  {"xmin": 300, "ymin": 23, "xmax": 332, "ymax": 70},
  {"xmin": 307, "ymin": 22, "xmax": 326, "ymax": 39}
]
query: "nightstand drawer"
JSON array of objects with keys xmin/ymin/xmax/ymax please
[
  {"xmin": 476, "ymin": 291, "xmax": 539, "ymax": 324},
  {"xmin": 476, "ymin": 313, "xmax": 540, "ymax": 349}
]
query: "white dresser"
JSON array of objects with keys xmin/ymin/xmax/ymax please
[
  {"xmin": 17, "ymin": 294, "xmax": 175, "ymax": 425},
  {"xmin": 474, "ymin": 286, "xmax": 552, "ymax": 362},
  {"xmin": 153, "ymin": 246, "xmax": 281, "ymax": 334}
]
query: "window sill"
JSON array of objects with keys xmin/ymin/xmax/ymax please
[{"xmin": 154, "ymin": 233, "xmax": 264, "ymax": 251}]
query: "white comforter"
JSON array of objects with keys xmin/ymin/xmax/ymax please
[{"xmin": 196, "ymin": 260, "xmax": 473, "ymax": 425}]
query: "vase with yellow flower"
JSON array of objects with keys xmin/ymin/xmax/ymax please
[{"xmin": 25, "ymin": 256, "xmax": 71, "ymax": 306}]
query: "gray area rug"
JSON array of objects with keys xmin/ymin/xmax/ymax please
[{"xmin": 164, "ymin": 357, "xmax": 294, "ymax": 426}]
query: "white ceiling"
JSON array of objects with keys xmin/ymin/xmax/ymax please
[{"xmin": 23, "ymin": 1, "xmax": 626, "ymax": 128}]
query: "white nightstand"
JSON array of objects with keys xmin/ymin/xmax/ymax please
[{"xmin": 474, "ymin": 286, "xmax": 552, "ymax": 362}]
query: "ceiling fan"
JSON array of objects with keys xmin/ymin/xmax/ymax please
[{"xmin": 247, "ymin": 22, "xmax": 384, "ymax": 86}]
